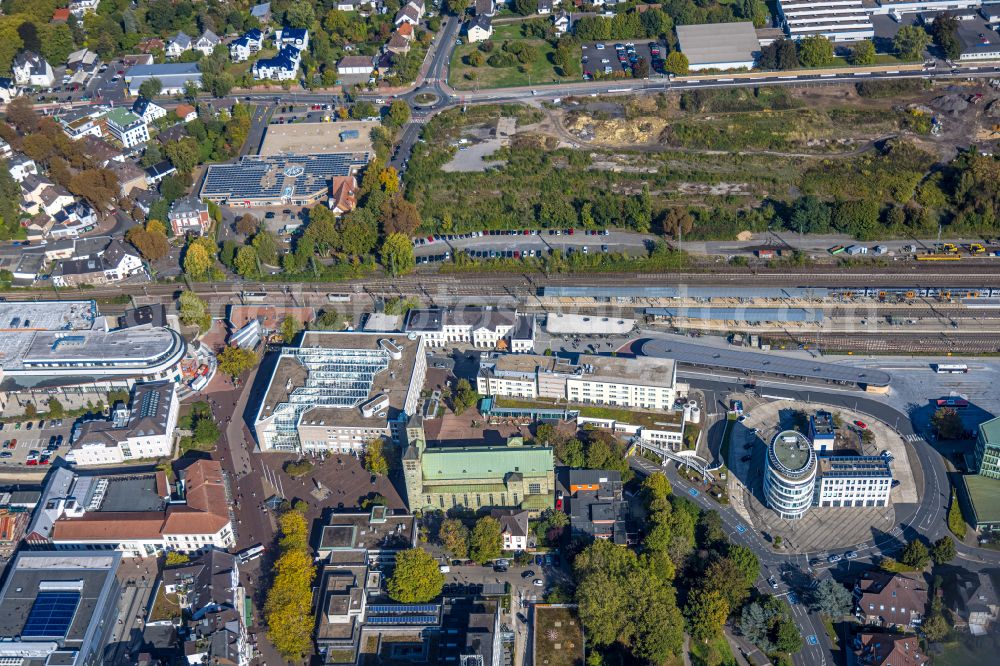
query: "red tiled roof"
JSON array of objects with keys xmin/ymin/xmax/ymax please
[
  {"xmin": 51, "ymin": 513, "xmax": 167, "ymax": 541},
  {"xmin": 52, "ymin": 9, "xmax": 71, "ymax": 21}
]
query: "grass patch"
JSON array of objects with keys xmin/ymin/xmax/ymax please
[
  {"xmin": 449, "ymin": 39, "xmax": 581, "ymax": 90},
  {"xmin": 878, "ymin": 557, "xmax": 921, "ymax": 573},
  {"xmin": 821, "ymin": 614, "xmax": 839, "ymax": 648},
  {"xmin": 149, "ymin": 586, "xmax": 182, "ymax": 623},
  {"xmin": 689, "ymin": 633, "xmax": 738, "ymax": 666},
  {"xmin": 934, "ymin": 634, "xmax": 1000, "ymax": 666},
  {"xmin": 495, "ymin": 396, "xmax": 682, "ymax": 430},
  {"xmin": 533, "ymin": 606, "xmax": 585, "ymax": 666},
  {"xmin": 720, "ymin": 414, "xmax": 737, "ymax": 466}
]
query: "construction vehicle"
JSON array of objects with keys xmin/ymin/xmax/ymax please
[
  {"xmin": 917, "ymin": 253, "xmax": 961, "ymax": 261},
  {"xmin": 968, "ymin": 243, "xmax": 986, "ymax": 255},
  {"xmin": 941, "ymin": 243, "xmax": 959, "ymax": 254},
  {"xmin": 828, "ymin": 245, "xmax": 846, "ymax": 255}
]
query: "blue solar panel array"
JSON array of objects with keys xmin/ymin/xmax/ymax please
[
  {"xmin": 367, "ymin": 604, "xmax": 439, "ymax": 614},
  {"xmin": 201, "ymin": 153, "xmax": 369, "ymax": 203},
  {"xmin": 22, "ymin": 591, "xmax": 81, "ymax": 638},
  {"xmin": 366, "ymin": 615, "xmax": 438, "ymax": 625}
]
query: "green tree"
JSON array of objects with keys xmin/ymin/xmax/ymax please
[
  {"xmin": 47, "ymin": 397, "xmax": 65, "ymax": 418},
  {"xmin": 285, "ymin": 3, "xmax": 316, "ymax": 28},
  {"xmin": 280, "ymin": 314, "xmax": 302, "ymax": 344},
  {"xmin": 138, "ymin": 77, "xmax": 163, "ymax": 99},
  {"xmin": 252, "ymin": 229, "xmax": 279, "ymax": 265},
  {"xmin": 233, "ymin": 245, "xmax": 259, "ymax": 277},
  {"xmin": 470, "ymin": 516, "xmax": 503, "ymax": 563},
  {"xmin": 513, "ymin": 0, "xmax": 537, "ymax": 14},
  {"xmin": 165, "ymin": 551, "xmax": 190, "ymax": 566},
  {"xmin": 178, "ymin": 291, "xmax": 211, "ymax": 332},
  {"xmin": 686, "ymin": 589, "xmax": 729, "ymax": 643},
  {"xmin": 217, "ymin": 346, "xmax": 258, "ymax": 380},
  {"xmin": 809, "ymin": 579, "xmax": 853, "ymax": 618},
  {"xmin": 774, "ymin": 617, "xmax": 803, "ymax": 654},
  {"xmin": 727, "ymin": 543, "xmax": 761, "ymax": 588},
  {"xmin": 922, "ymin": 598, "xmax": 950, "ymax": 642},
  {"xmin": 894, "ymin": 25, "xmax": 931, "ymax": 61},
  {"xmin": 931, "ymin": 535, "xmax": 956, "ymax": 565},
  {"xmin": 931, "ymin": 14, "xmax": 961, "ymax": 60},
  {"xmin": 387, "ymin": 548, "xmax": 445, "ymax": 603},
  {"xmin": 450, "ymin": 378, "xmax": 479, "ymax": 416},
  {"xmin": 664, "ymin": 51, "xmax": 689, "ymax": 76},
  {"xmin": 351, "ymin": 100, "xmax": 377, "ymax": 119},
  {"xmin": 850, "ymin": 40, "xmax": 876, "ymax": 66},
  {"xmin": 798, "ymin": 35, "xmax": 834, "ymax": 67},
  {"xmin": 931, "ymin": 407, "xmax": 965, "ymax": 440},
  {"xmin": 364, "ymin": 438, "xmax": 390, "ymax": 476},
  {"xmin": 164, "ymin": 136, "xmax": 200, "ymax": 174},
  {"xmin": 900, "ymin": 539, "xmax": 930, "ymax": 569},
  {"xmin": 381, "ymin": 232, "xmax": 415, "ymax": 276},
  {"xmin": 439, "ymin": 518, "xmax": 470, "ymax": 558},
  {"xmin": 445, "ymin": 0, "xmax": 471, "ymax": 15},
  {"xmin": 704, "ymin": 556, "xmax": 753, "ymax": 610},
  {"xmin": 387, "ymin": 100, "xmax": 411, "ymax": 127},
  {"xmin": 312, "ymin": 309, "xmax": 345, "ymax": 330},
  {"xmin": 24, "ymin": 403, "xmax": 38, "ymax": 419},
  {"xmin": 948, "ymin": 491, "xmax": 967, "ymax": 538},
  {"xmin": 642, "ymin": 472, "xmax": 673, "ymax": 503}
]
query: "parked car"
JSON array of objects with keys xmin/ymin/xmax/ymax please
[
  {"xmin": 845, "ymin": 551, "xmax": 859, "ymax": 560},
  {"xmin": 532, "ymin": 579, "xmax": 544, "ymax": 587},
  {"xmin": 827, "ymin": 554, "xmax": 842, "ymax": 563},
  {"xmin": 854, "ymin": 420, "xmax": 868, "ymax": 429}
]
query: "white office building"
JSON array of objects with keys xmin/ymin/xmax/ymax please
[
  {"xmin": 764, "ymin": 430, "xmax": 818, "ymax": 519},
  {"xmin": 69, "ymin": 382, "xmax": 179, "ymax": 466},
  {"xmin": 815, "ymin": 456, "xmax": 892, "ymax": 507},
  {"xmin": 404, "ymin": 307, "xmax": 535, "ymax": 351},
  {"xmin": 777, "ymin": 0, "xmax": 875, "ymax": 41}
]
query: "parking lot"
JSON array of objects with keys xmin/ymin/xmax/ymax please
[
  {"xmin": 413, "ymin": 228, "xmax": 652, "ymax": 264},
  {"xmin": 0, "ymin": 419, "xmax": 74, "ymax": 467},
  {"xmin": 581, "ymin": 40, "xmax": 664, "ymax": 79}
]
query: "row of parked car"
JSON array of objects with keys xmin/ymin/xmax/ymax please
[
  {"xmin": 414, "ymin": 228, "xmax": 612, "ymax": 246},
  {"xmin": 0, "ymin": 418, "xmax": 64, "ymax": 432}
]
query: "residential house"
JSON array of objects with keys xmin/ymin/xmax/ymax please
[
  {"xmin": 156, "ymin": 123, "xmax": 189, "ymax": 146},
  {"xmin": 0, "ymin": 77, "xmax": 18, "ymax": 103},
  {"xmin": 8, "ymin": 154, "xmax": 38, "ymax": 182},
  {"xmin": 57, "ymin": 106, "xmax": 107, "ymax": 141},
  {"xmin": 165, "ymin": 32, "xmax": 193, "ymax": 59},
  {"xmin": 23, "ymin": 214, "xmax": 54, "ymax": 241},
  {"xmin": 52, "ymin": 239, "xmax": 146, "ymax": 288},
  {"xmin": 952, "ymin": 571, "xmax": 999, "ymax": 635},
  {"xmin": 230, "ymin": 29, "xmax": 264, "ymax": 62},
  {"xmin": 52, "ymin": 8, "xmax": 71, "ymax": 22},
  {"xmin": 337, "ymin": 55, "xmax": 375, "ymax": 76},
  {"xmin": 396, "ymin": 22, "xmax": 415, "ymax": 41},
  {"xmin": 330, "ymin": 175, "xmax": 358, "ymax": 215},
  {"xmin": 538, "ymin": 0, "xmax": 553, "ymax": 13},
  {"xmin": 853, "ymin": 633, "xmax": 927, "ymax": 666},
  {"xmin": 491, "ymin": 508, "xmax": 530, "ymax": 552},
  {"xmin": 855, "ymin": 571, "xmax": 929, "ymax": 630},
  {"xmin": 568, "ymin": 469, "xmax": 629, "ymax": 544},
  {"xmin": 20, "ymin": 173, "xmax": 55, "ymax": 213},
  {"xmin": 50, "ymin": 201, "xmax": 97, "ymax": 239},
  {"xmin": 132, "ymin": 96, "xmax": 167, "ymax": 123},
  {"xmin": 553, "ymin": 10, "xmax": 571, "ymax": 35},
  {"xmin": 169, "ymin": 195, "xmax": 211, "ymax": 236},
  {"xmin": 252, "ymin": 46, "xmax": 301, "ymax": 80},
  {"xmin": 107, "ymin": 160, "xmax": 148, "ymax": 197},
  {"xmin": 0, "ymin": 138, "xmax": 11, "ymax": 159},
  {"xmin": 395, "ymin": 5, "xmax": 421, "ymax": 27},
  {"xmin": 145, "ymin": 160, "xmax": 177, "ymax": 186},
  {"xmin": 68, "ymin": 0, "xmax": 100, "ymax": 17},
  {"xmin": 12, "ymin": 51, "xmax": 55, "ymax": 88},
  {"xmin": 175, "ymin": 103, "xmax": 198, "ymax": 122},
  {"xmin": 386, "ymin": 32, "xmax": 411, "ymax": 55},
  {"xmin": 467, "ymin": 15, "xmax": 493, "ymax": 43},
  {"xmin": 104, "ymin": 107, "xmax": 150, "ymax": 149},
  {"xmin": 39, "ymin": 184, "xmax": 76, "ymax": 218},
  {"xmin": 193, "ymin": 30, "xmax": 221, "ymax": 57},
  {"xmin": 131, "ymin": 189, "xmax": 160, "ymax": 217},
  {"xmin": 250, "ymin": 2, "xmax": 272, "ymax": 24},
  {"xmin": 476, "ymin": 0, "xmax": 496, "ymax": 16},
  {"xmin": 275, "ymin": 26, "xmax": 310, "ymax": 51},
  {"xmin": 66, "ymin": 49, "xmax": 100, "ymax": 87}
]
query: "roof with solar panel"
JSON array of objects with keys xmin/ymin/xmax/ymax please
[{"xmin": 200, "ymin": 152, "xmax": 369, "ymax": 206}]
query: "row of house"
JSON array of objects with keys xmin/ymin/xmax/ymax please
[
  {"xmin": 336, "ymin": 0, "xmax": 427, "ymax": 79},
  {"xmin": 253, "ymin": 26, "xmax": 310, "ymax": 81},
  {"xmin": 165, "ymin": 30, "xmax": 223, "ymax": 59}
]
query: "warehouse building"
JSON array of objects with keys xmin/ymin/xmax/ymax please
[
  {"xmin": 200, "ymin": 153, "xmax": 369, "ymax": 207},
  {"xmin": 124, "ymin": 62, "xmax": 202, "ymax": 96},
  {"xmin": 777, "ymin": 0, "xmax": 875, "ymax": 41},
  {"xmin": 253, "ymin": 332, "xmax": 427, "ymax": 454},
  {"xmin": 676, "ymin": 21, "xmax": 760, "ymax": 70}
]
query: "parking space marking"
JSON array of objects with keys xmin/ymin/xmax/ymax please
[
  {"xmin": 736, "ymin": 523, "xmax": 747, "ymax": 534},
  {"xmin": 688, "ymin": 488, "xmax": 700, "ymax": 497},
  {"xmin": 807, "ymin": 635, "xmax": 818, "ymax": 646}
]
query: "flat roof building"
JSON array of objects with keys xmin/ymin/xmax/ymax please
[
  {"xmin": 259, "ymin": 121, "xmax": 378, "ymax": 157},
  {"xmin": 815, "ymin": 456, "xmax": 892, "ymax": 508},
  {"xmin": 254, "ymin": 331, "xmax": 427, "ymax": 454},
  {"xmin": 567, "ymin": 469, "xmax": 629, "ymax": 544},
  {"xmin": 317, "ymin": 506, "xmax": 418, "ymax": 566},
  {"xmin": 0, "ymin": 551, "xmax": 123, "ymax": 666},
  {"xmin": 777, "ymin": 0, "xmax": 875, "ymax": 42},
  {"xmin": 810, "ymin": 410, "xmax": 837, "ymax": 450},
  {"xmin": 676, "ymin": 21, "xmax": 760, "ymax": 71},
  {"xmin": 200, "ymin": 153, "xmax": 368, "ymax": 208},
  {"xmin": 764, "ymin": 430, "xmax": 818, "ymax": 520},
  {"xmin": 125, "ymin": 62, "xmax": 202, "ymax": 95}
]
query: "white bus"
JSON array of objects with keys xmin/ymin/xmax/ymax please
[
  {"xmin": 327, "ymin": 293, "xmax": 352, "ymax": 303},
  {"xmin": 933, "ymin": 363, "xmax": 969, "ymax": 374},
  {"xmin": 242, "ymin": 291, "xmax": 268, "ymax": 303},
  {"xmin": 238, "ymin": 544, "xmax": 265, "ymax": 563}
]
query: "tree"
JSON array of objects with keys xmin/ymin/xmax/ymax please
[
  {"xmin": 660, "ymin": 207, "xmax": 693, "ymax": 238},
  {"xmin": 24, "ymin": 403, "xmax": 38, "ymax": 419},
  {"xmin": 235, "ymin": 214, "xmax": 259, "ymax": 236},
  {"xmin": 445, "ymin": 0, "xmax": 471, "ymax": 15},
  {"xmin": 894, "ymin": 25, "xmax": 931, "ymax": 61},
  {"xmin": 467, "ymin": 50, "xmax": 485, "ymax": 67},
  {"xmin": 138, "ymin": 78, "xmax": 163, "ymax": 99},
  {"xmin": 948, "ymin": 490, "xmax": 967, "ymax": 538},
  {"xmin": 387, "ymin": 548, "xmax": 444, "ymax": 603},
  {"xmin": 759, "ymin": 39, "xmax": 798, "ymax": 70},
  {"xmin": 46, "ymin": 397, "xmax": 64, "ymax": 418},
  {"xmin": 279, "ymin": 315, "xmax": 302, "ymax": 345},
  {"xmin": 931, "ymin": 535, "xmax": 956, "ymax": 565},
  {"xmin": 285, "ymin": 3, "xmax": 316, "ymax": 28},
  {"xmin": 252, "ymin": 229, "xmax": 279, "ymax": 265},
  {"xmin": 183, "ymin": 241, "xmax": 214, "ymax": 280},
  {"xmin": 340, "ymin": 208, "xmax": 379, "ymax": 257},
  {"xmin": 217, "ymin": 346, "xmax": 258, "ymax": 380},
  {"xmin": 165, "ymin": 551, "xmax": 190, "ymax": 566},
  {"xmin": 686, "ymin": 589, "xmax": 729, "ymax": 643},
  {"xmin": 704, "ymin": 557, "xmax": 753, "ymax": 610},
  {"xmin": 900, "ymin": 539, "xmax": 930, "ymax": 569},
  {"xmin": 810, "ymin": 579, "xmax": 853, "ymax": 618},
  {"xmin": 312, "ymin": 309, "xmax": 344, "ymax": 330},
  {"xmin": 233, "ymin": 245, "xmax": 259, "ymax": 277},
  {"xmin": 728, "ymin": 543, "xmax": 761, "ymax": 588},
  {"xmin": 381, "ymin": 233, "xmax": 415, "ymax": 276},
  {"xmin": 850, "ymin": 40, "xmax": 876, "ymax": 66},
  {"xmin": 470, "ymin": 516, "xmax": 503, "ymax": 563},
  {"xmin": 922, "ymin": 598, "xmax": 950, "ymax": 642},
  {"xmin": 387, "ymin": 100, "xmax": 411, "ymax": 127},
  {"xmin": 164, "ymin": 136, "xmax": 200, "ymax": 174},
  {"xmin": 641, "ymin": 472, "xmax": 673, "ymax": 503},
  {"xmin": 265, "ymin": 511, "xmax": 314, "ymax": 659},
  {"xmin": 178, "ymin": 291, "xmax": 211, "ymax": 332},
  {"xmin": 664, "ymin": 51, "xmax": 689, "ymax": 76},
  {"xmin": 381, "ymin": 194, "xmax": 422, "ymax": 235},
  {"xmin": 364, "ymin": 438, "xmax": 390, "ymax": 476},
  {"xmin": 351, "ymin": 100, "xmax": 377, "ymax": 120},
  {"xmin": 931, "ymin": 407, "xmax": 965, "ymax": 440},
  {"xmin": 513, "ymin": 0, "xmax": 538, "ymax": 14},
  {"xmin": 450, "ymin": 378, "xmax": 479, "ymax": 416},
  {"xmin": 774, "ymin": 617, "xmax": 803, "ymax": 654},
  {"xmin": 930, "ymin": 13, "xmax": 961, "ymax": 60},
  {"xmin": 633, "ymin": 56, "xmax": 649, "ymax": 79},
  {"xmin": 439, "ymin": 518, "xmax": 470, "ymax": 558},
  {"xmin": 798, "ymin": 35, "xmax": 834, "ymax": 67}
]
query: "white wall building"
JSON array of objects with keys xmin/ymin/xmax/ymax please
[
  {"xmin": 815, "ymin": 456, "xmax": 892, "ymax": 507},
  {"xmin": 69, "ymin": 382, "xmax": 179, "ymax": 466},
  {"xmin": 103, "ymin": 108, "xmax": 149, "ymax": 149},
  {"xmin": 166, "ymin": 32, "xmax": 193, "ymax": 58},
  {"xmin": 12, "ymin": 52, "xmax": 55, "ymax": 88},
  {"xmin": 777, "ymin": 0, "xmax": 875, "ymax": 42},
  {"xmin": 764, "ymin": 430, "xmax": 817, "ymax": 520},
  {"xmin": 404, "ymin": 307, "xmax": 534, "ymax": 350}
]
